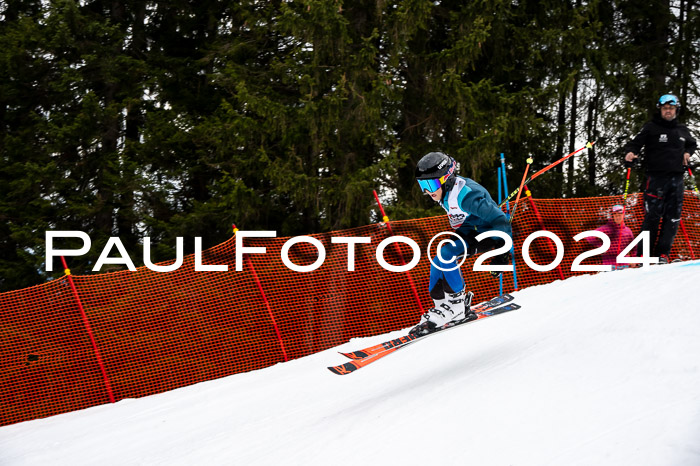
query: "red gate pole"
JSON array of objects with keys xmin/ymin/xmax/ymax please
[
  {"xmin": 60, "ymin": 256, "xmax": 115, "ymax": 403},
  {"xmin": 372, "ymin": 190, "xmax": 425, "ymax": 314},
  {"xmin": 524, "ymin": 186, "xmax": 565, "ymax": 281},
  {"xmin": 678, "ymin": 219, "xmax": 696, "ymax": 260},
  {"xmin": 233, "ymin": 225, "xmax": 288, "ymax": 362},
  {"xmin": 509, "ymin": 157, "xmax": 533, "ymax": 225}
]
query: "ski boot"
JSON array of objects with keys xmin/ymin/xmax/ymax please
[
  {"xmin": 409, "ymin": 290, "xmax": 475, "ymax": 336},
  {"xmin": 458, "ymin": 291, "xmax": 477, "ymax": 323}
]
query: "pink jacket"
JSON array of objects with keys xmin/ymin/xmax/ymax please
[{"xmin": 585, "ymin": 220, "xmax": 636, "ymax": 266}]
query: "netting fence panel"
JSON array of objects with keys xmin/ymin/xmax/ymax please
[
  {"xmin": 1, "ymin": 192, "xmax": 698, "ymax": 426},
  {"xmin": 1, "ymin": 278, "xmax": 111, "ymax": 422}
]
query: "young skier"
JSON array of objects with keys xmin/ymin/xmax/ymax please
[{"xmin": 411, "ymin": 151, "xmax": 512, "ymax": 336}]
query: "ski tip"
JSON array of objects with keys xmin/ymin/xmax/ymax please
[
  {"xmin": 480, "ymin": 302, "xmax": 521, "ymax": 316},
  {"xmin": 328, "ymin": 363, "xmax": 356, "ymax": 375},
  {"xmin": 340, "ymin": 351, "xmax": 368, "ymax": 360}
]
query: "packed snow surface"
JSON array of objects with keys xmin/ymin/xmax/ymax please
[{"xmin": 2, "ymin": 262, "xmax": 700, "ymax": 465}]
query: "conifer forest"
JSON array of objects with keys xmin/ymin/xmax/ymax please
[{"xmin": 1, "ymin": 0, "xmax": 699, "ymax": 291}]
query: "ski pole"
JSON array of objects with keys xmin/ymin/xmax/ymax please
[
  {"xmin": 687, "ymin": 166, "xmax": 700, "ymax": 198},
  {"xmin": 622, "ymin": 167, "xmax": 632, "ymax": 202},
  {"xmin": 499, "ymin": 141, "xmax": 594, "ymax": 207}
]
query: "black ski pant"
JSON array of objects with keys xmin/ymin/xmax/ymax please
[{"xmin": 638, "ymin": 173, "xmax": 685, "ymax": 257}]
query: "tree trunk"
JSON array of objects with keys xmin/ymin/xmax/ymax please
[
  {"xmin": 585, "ymin": 86, "xmax": 600, "ymax": 188},
  {"xmin": 567, "ymin": 75, "xmax": 579, "ymax": 197},
  {"xmin": 554, "ymin": 92, "xmax": 567, "ymax": 198}
]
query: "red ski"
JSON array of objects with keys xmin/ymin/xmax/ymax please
[{"xmin": 328, "ymin": 296, "xmax": 519, "ymax": 375}]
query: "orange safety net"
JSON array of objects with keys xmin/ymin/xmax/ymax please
[{"xmin": 1, "ymin": 192, "xmax": 699, "ymax": 426}]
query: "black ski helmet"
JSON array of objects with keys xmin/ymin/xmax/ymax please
[{"xmin": 415, "ymin": 152, "xmax": 458, "ymax": 193}]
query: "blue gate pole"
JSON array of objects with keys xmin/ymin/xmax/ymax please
[
  {"xmin": 500, "ymin": 153, "xmax": 518, "ymax": 291},
  {"xmin": 497, "ymin": 167, "xmax": 504, "ymax": 295}
]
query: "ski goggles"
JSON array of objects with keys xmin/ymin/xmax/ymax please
[
  {"xmin": 611, "ymin": 204, "xmax": 624, "ymax": 213},
  {"xmin": 417, "ymin": 177, "xmax": 444, "ymax": 193},
  {"xmin": 417, "ymin": 161, "xmax": 455, "ymax": 193},
  {"xmin": 658, "ymin": 94, "xmax": 680, "ymax": 108}
]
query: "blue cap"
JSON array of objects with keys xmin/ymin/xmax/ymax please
[{"xmin": 657, "ymin": 94, "xmax": 681, "ymax": 108}]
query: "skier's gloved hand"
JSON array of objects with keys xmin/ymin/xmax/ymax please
[
  {"xmin": 488, "ymin": 252, "xmax": 511, "ymax": 278},
  {"xmin": 624, "ymin": 159, "xmax": 634, "ymax": 168},
  {"xmin": 474, "ymin": 236, "xmax": 506, "ymax": 255},
  {"xmin": 455, "ymin": 230, "xmax": 480, "ymax": 258},
  {"xmin": 457, "ymin": 230, "xmax": 509, "ymax": 257},
  {"xmin": 489, "ymin": 251, "xmax": 510, "ymax": 266}
]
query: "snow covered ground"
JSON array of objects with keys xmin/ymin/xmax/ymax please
[{"xmin": 2, "ymin": 261, "xmax": 700, "ymax": 466}]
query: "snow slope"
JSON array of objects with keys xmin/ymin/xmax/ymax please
[{"xmin": 2, "ymin": 262, "xmax": 700, "ymax": 466}]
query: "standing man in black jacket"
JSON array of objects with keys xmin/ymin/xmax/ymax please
[{"xmin": 624, "ymin": 94, "xmax": 697, "ymax": 263}]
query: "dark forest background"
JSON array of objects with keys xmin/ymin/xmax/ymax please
[{"xmin": 1, "ymin": 0, "xmax": 699, "ymax": 291}]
